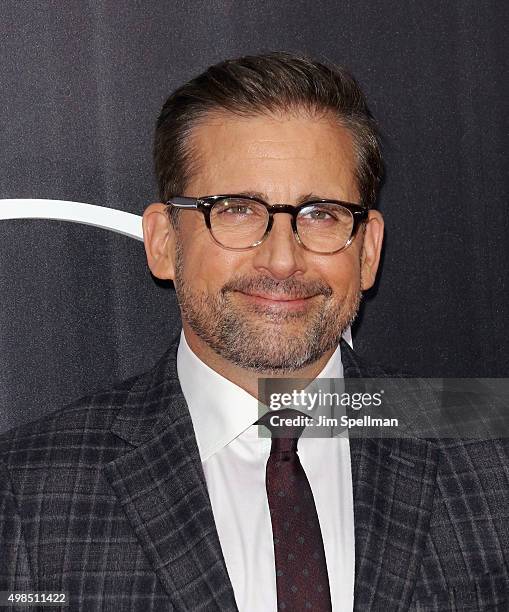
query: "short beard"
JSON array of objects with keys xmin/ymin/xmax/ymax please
[{"xmin": 173, "ymin": 242, "xmax": 361, "ymax": 374}]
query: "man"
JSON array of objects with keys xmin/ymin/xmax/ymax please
[{"xmin": 1, "ymin": 52, "xmax": 508, "ymax": 611}]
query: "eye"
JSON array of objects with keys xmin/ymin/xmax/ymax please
[
  {"xmin": 212, "ymin": 198, "xmax": 267, "ymax": 222},
  {"xmin": 304, "ymin": 208, "xmax": 334, "ymax": 220},
  {"xmin": 299, "ymin": 205, "xmax": 339, "ymax": 222},
  {"xmin": 220, "ymin": 204, "xmax": 253, "ymax": 215}
]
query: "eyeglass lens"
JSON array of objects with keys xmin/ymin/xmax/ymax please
[{"xmin": 209, "ymin": 197, "xmax": 354, "ymax": 253}]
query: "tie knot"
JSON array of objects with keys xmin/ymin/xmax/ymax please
[{"xmin": 256, "ymin": 408, "xmax": 308, "ymax": 454}]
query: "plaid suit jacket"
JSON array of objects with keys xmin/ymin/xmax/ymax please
[{"xmin": 1, "ymin": 329, "xmax": 509, "ymax": 611}]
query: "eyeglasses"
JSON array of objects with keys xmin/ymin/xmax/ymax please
[{"xmin": 166, "ymin": 194, "xmax": 369, "ymax": 255}]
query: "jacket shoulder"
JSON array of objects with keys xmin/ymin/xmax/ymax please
[
  {"xmin": 0, "ymin": 367, "xmax": 152, "ymax": 468},
  {"xmin": 341, "ymin": 339, "xmax": 415, "ymax": 378}
]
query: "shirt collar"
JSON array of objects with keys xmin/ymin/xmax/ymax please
[{"xmin": 177, "ymin": 329, "xmax": 344, "ymax": 461}]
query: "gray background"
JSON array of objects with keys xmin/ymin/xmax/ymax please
[{"xmin": 0, "ymin": 1, "xmax": 507, "ymax": 432}]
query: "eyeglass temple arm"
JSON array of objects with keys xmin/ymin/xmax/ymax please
[{"xmin": 166, "ymin": 196, "xmax": 199, "ymax": 209}]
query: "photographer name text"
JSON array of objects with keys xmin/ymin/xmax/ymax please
[{"xmin": 267, "ymin": 413, "xmax": 398, "ymax": 429}]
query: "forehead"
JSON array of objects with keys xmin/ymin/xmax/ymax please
[{"xmin": 185, "ymin": 110, "xmax": 359, "ymax": 201}]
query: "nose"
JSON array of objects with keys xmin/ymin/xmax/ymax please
[{"xmin": 251, "ymin": 212, "xmax": 306, "ymax": 279}]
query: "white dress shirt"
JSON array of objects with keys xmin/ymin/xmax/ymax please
[{"xmin": 177, "ymin": 329, "xmax": 355, "ymax": 612}]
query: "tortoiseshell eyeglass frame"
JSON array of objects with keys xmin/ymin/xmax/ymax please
[{"xmin": 166, "ymin": 194, "xmax": 369, "ymax": 255}]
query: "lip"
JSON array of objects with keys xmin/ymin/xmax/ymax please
[
  {"xmin": 237, "ymin": 291, "xmax": 317, "ymax": 311},
  {"xmin": 242, "ymin": 292, "xmax": 313, "ymax": 301}
]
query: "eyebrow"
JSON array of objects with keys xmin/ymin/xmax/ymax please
[{"xmin": 236, "ymin": 191, "xmax": 325, "ymax": 204}]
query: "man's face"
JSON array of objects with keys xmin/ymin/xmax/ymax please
[{"xmin": 147, "ymin": 110, "xmax": 383, "ymax": 374}]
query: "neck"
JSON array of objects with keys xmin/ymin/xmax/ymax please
[{"xmin": 182, "ymin": 321, "xmax": 336, "ymax": 400}]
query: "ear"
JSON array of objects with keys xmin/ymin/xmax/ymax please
[
  {"xmin": 360, "ymin": 210, "xmax": 384, "ymax": 291},
  {"xmin": 142, "ymin": 203, "xmax": 176, "ymax": 280}
]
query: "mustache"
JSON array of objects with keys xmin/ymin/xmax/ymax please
[{"xmin": 221, "ymin": 276, "xmax": 333, "ymax": 299}]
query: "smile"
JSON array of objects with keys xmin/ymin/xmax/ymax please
[{"xmin": 236, "ymin": 291, "xmax": 317, "ymax": 312}]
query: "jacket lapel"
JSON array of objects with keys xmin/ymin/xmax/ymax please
[
  {"xmin": 341, "ymin": 340, "xmax": 439, "ymax": 610},
  {"xmin": 102, "ymin": 330, "xmax": 238, "ymax": 612}
]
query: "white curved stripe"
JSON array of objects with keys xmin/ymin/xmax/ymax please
[
  {"xmin": 0, "ymin": 197, "xmax": 353, "ymax": 347},
  {"xmin": 0, "ymin": 199, "xmax": 143, "ymax": 241}
]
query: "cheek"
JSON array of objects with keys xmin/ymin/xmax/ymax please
[
  {"xmin": 176, "ymin": 216, "xmax": 221, "ymax": 288},
  {"xmin": 317, "ymin": 250, "xmax": 362, "ymax": 295},
  {"xmin": 178, "ymin": 239, "xmax": 241, "ymax": 293}
]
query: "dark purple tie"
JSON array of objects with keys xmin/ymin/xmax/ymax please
[{"xmin": 257, "ymin": 408, "xmax": 332, "ymax": 611}]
